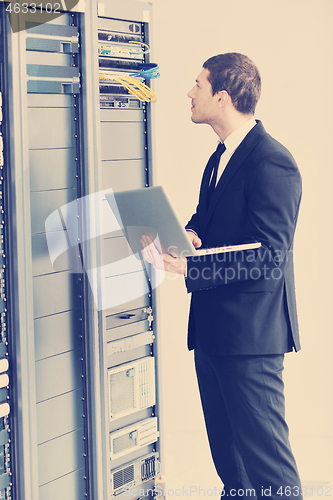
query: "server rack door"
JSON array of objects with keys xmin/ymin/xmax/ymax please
[
  {"xmin": 26, "ymin": 12, "xmax": 88, "ymax": 500},
  {"xmin": 3, "ymin": 8, "xmax": 89, "ymax": 500}
]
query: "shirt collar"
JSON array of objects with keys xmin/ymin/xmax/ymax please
[{"xmin": 221, "ymin": 117, "xmax": 256, "ymax": 155}]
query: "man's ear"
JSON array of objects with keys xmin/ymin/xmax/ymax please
[{"xmin": 216, "ymin": 90, "xmax": 230, "ymax": 108}]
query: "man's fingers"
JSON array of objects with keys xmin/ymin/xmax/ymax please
[
  {"xmin": 140, "ymin": 234, "xmax": 186, "ymax": 275},
  {"xmin": 141, "ymin": 234, "xmax": 165, "ymax": 270},
  {"xmin": 141, "ymin": 234, "xmax": 154, "ymax": 247},
  {"xmin": 186, "ymin": 230, "xmax": 202, "ymax": 249},
  {"xmin": 141, "ymin": 245, "xmax": 152, "ymax": 264},
  {"xmin": 193, "ymin": 236, "xmax": 202, "ymax": 248}
]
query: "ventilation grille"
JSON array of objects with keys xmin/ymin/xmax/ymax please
[
  {"xmin": 110, "ymin": 370, "xmax": 135, "ymax": 415},
  {"xmin": 108, "ymin": 357, "xmax": 156, "ymax": 420},
  {"xmin": 111, "ymin": 453, "xmax": 160, "ymax": 495},
  {"xmin": 113, "ymin": 433, "xmax": 137, "ymax": 455},
  {"xmin": 113, "ymin": 464, "xmax": 135, "ymax": 490},
  {"xmin": 110, "ymin": 417, "xmax": 159, "ymax": 459}
]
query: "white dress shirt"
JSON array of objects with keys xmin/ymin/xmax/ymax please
[
  {"xmin": 214, "ymin": 117, "xmax": 256, "ymax": 185},
  {"xmin": 186, "ymin": 117, "xmax": 257, "ymax": 249}
]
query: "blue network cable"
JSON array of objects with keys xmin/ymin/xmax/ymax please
[{"xmin": 130, "ymin": 63, "xmax": 160, "ymax": 79}]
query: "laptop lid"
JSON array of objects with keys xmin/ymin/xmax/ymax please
[{"xmin": 105, "ymin": 186, "xmax": 196, "ymax": 258}]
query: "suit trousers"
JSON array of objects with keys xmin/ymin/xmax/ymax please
[{"xmin": 194, "ymin": 346, "xmax": 303, "ymax": 500}]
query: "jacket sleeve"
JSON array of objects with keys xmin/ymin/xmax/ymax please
[
  {"xmin": 185, "ymin": 152, "xmax": 302, "ymax": 293},
  {"xmin": 185, "ymin": 207, "xmax": 201, "ymax": 237}
]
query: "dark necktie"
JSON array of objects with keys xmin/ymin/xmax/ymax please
[{"xmin": 208, "ymin": 142, "xmax": 226, "ymax": 203}]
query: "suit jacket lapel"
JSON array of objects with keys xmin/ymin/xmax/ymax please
[{"xmin": 204, "ymin": 121, "xmax": 266, "ymax": 231}]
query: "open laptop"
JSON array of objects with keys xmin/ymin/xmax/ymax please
[
  {"xmin": 105, "ymin": 186, "xmax": 197, "ymax": 258},
  {"xmin": 105, "ymin": 186, "xmax": 261, "ymax": 258}
]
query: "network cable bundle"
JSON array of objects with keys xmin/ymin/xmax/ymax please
[{"xmin": 98, "ymin": 19, "xmax": 159, "ymax": 108}]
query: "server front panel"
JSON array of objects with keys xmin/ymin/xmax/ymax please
[{"xmin": 97, "ymin": 10, "xmax": 160, "ymax": 499}]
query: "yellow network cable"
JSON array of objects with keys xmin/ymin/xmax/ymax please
[
  {"xmin": 127, "ymin": 40, "xmax": 151, "ymax": 55},
  {"xmin": 114, "ymin": 76, "xmax": 156, "ymax": 102},
  {"xmin": 100, "ymin": 73, "xmax": 157, "ymax": 103}
]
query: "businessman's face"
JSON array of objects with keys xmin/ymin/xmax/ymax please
[{"xmin": 188, "ymin": 68, "xmax": 219, "ymax": 125}]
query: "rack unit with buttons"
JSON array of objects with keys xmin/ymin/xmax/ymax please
[{"xmin": 110, "ymin": 451, "xmax": 160, "ymax": 497}]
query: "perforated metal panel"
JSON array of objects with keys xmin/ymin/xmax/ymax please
[
  {"xmin": 113, "ymin": 464, "xmax": 134, "ymax": 490},
  {"xmin": 110, "ymin": 417, "xmax": 159, "ymax": 460},
  {"xmin": 113, "ymin": 433, "xmax": 136, "ymax": 456},
  {"xmin": 110, "ymin": 371, "xmax": 135, "ymax": 414}
]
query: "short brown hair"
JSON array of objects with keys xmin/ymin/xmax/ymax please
[{"xmin": 203, "ymin": 53, "xmax": 261, "ymax": 114}]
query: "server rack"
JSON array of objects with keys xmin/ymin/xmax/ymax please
[
  {"xmin": 0, "ymin": 14, "xmax": 12, "ymax": 499},
  {"xmin": 95, "ymin": 6, "xmax": 161, "ymax": 499},
  {"xmin": 0, "ymin": 1, "xmax": 162, "ymax": 499}
]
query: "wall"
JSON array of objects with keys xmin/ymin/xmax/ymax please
[{"xmin": 152, "ymin": 0, "xmax": 333, "ymax": 493}]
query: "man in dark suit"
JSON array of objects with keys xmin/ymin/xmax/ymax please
[{"xmin": 141, "ymin": 52, "xmax": 303, "ymax": 500}]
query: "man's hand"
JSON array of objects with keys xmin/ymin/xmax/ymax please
[
  {"xmin": 187, "ymin": 230, "xmax": 202, "ymax": 249},
  {"xmin": 141, "ymin": 234, "xmax": 187, "ymax": 275}
]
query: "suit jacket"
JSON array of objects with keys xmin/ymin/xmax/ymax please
[{"xmin": 185, "ymin": 121, "xmax": 302, "ymax": 355}]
